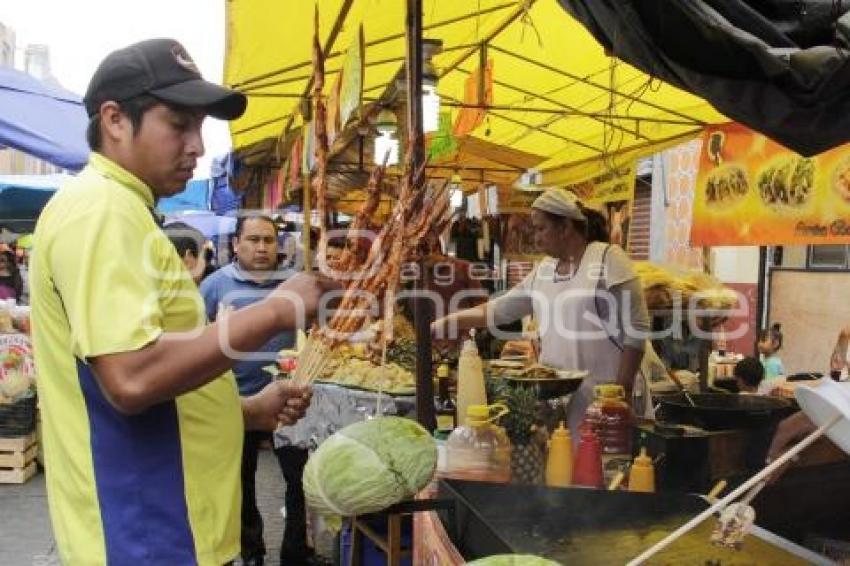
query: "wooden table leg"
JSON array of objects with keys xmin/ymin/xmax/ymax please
[{"xmin": 388, "ymin": 513, "xmax": 402, "ymax": 566}]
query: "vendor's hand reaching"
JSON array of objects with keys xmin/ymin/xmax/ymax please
[
  {"xmin": 765, "ymin": 411, "xmax": 816, "ymax": 482},
  {"xmin": 430, "ymin": 318, "xmax": 447, "ymax": 339},
  {"xmin": 244, "ymin": 381, "xmax": 313, "ymax": 431}
]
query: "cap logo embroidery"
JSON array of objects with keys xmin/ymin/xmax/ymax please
[{"xmin": 171, "ymin": 45, "xmax": 200, "ymax": 74}]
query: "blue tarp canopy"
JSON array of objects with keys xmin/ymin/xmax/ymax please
[
  {"xmin": 157, "ymin": 179, "xmax": 210, "ymax": 213},
  {"xmin": 0, "ymin": 174, "xmax": 68, "ymax": 232},
  {"xmin": 164, "ymin": 211, "xmax": 236, "ymax": 238},
  {"xmin": 0, "ymin": 67, "xmax": 89, "ymax": 170},
  {"xmin": 210, "ymin": 153, "xmax": 242, "ymax": 215}
]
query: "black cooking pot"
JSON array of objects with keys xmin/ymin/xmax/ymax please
[{"xmin": 655, "ymin": 392, "xmax": 795, "ymax": 430}]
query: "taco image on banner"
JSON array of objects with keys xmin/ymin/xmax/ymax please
[
  {"xmin": 757, "ymin": 157, "xmax": 814, "ymax": 209},
  {"xmin": 705, "ymin": 164, "xmax": 749, "ymax": 206},
  {"xmin": 832, "ymin": 156, "xmax": 850, "ymax": 204}
]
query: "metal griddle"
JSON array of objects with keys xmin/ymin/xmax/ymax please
[{"xmin": 437, "ymin": 479, "xmax": 831, "ymax": 565}]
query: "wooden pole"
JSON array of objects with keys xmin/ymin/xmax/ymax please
[{"xmin": 407, "ymin": 0, "xmax": 435, "ymax": 431}]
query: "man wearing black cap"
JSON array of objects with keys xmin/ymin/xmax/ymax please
[{"xmin": 30, "ymin": 39, "xmax": 334, "ymax": 566}]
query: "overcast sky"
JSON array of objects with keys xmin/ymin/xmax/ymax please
[{"xmin": 0, "ymin": 1, "xmax": 231, "ymax": 177}]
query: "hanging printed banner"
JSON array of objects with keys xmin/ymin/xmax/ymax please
[
  {"xmin": 339, "ymin": 26, "xmax": 364, "ymax": 130},
  {"xmin": 565, "ymin": 164, "xmax": 637, "ymax": 248},
  {"xmin": 693, "ymin": 122, "xmax": 850, "ymax": 245},
  {"xmin": 326, "ymin": 71, "xmax": 343, "ymax": 147},
  {"xmin": 564, "ymin": 163, "xmax": 636, "ymax": 205},
  {"xmin": 302, "ymin": 121, "xmax": 316, "ymax": 173},
  {"xmin": 427, "ymin": 112, "xmax": 458, "ymax": 161},
  {"xmin": 498, "ymin": 186, "xmax": 537, "ymax": 213},
  {"xmin": 285, "ymin": 133, "xmax": 303, "ymax": 201},
  {"xmin": 453, "ymin": 59, "xmax": 493, "ymax": 137},
  {"xmin": 265, "ymin": 168, "xmax": 285, "ymax": 210},
  {"xmin": 494, "ymin": 186, "xmax": 538, "ymax": 259}
]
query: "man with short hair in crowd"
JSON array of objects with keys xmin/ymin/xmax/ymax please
[
  {"xmin": 164, "ymin": 220, "xmax": 207, "ymax": 284},
  {"xmin": 201, "ymin": 214, "xmax": 317, "ymax": 565},
  {"xmin": 30, "ymin": 38, "xmax": 335, "ymax": 565}
]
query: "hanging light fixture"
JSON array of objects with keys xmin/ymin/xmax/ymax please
[
  {"xmin": 374, "ymin": 108, "xmax": 399, "ymax": 166},
  {"xmin": 449, "ymin": 172, "xmax": 464, "ymax": 208},
  {"xmin": 394, "ymin": 39, "xmax": 442, "ymax": 135},
  {"xmin": 422, "ymin": 60, "xmax": 440, "ymax": 134}
]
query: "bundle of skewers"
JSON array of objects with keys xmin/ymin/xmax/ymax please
[{"xmin": 292, "ymin": 19, "xmax": 451, "ymax": 386}]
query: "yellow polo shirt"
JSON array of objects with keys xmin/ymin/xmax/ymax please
[{"xmin": 31, "ymin": 153, "xmax": 243, "ymax": 565}]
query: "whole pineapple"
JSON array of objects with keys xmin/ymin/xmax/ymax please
[{"xmin": 495, "ymin": 382, "xmax": 545, "ymax": 485}]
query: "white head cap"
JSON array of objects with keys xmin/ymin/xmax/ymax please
[{"xmin": 531, "ymin": 188, "xmax": 586, "ymax": 221}]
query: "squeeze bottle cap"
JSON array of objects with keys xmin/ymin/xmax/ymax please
[
  {"xmin": 461, "ymin": 329, "xmax": 479, "ymax": 356},
  {"xmin": 595, "ymin": 384, "xmax": 625, "ymax": 399},
  {"xmin": 466, "ymin": 403, "xmax": 509, "ymax": 424},
  {"xmin": 633, "ymin": 447, "xmax": 652, "ymax": 468},
  {"xmin": 551, "ymin": 421, "xmax": 571, "ymax": 440}
]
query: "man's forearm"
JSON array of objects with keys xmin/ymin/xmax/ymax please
[{"xmin": 91, "ymin": 297, "xmax": 293, "ymax": 413}]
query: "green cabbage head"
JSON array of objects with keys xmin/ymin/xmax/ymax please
[
  {"xmin": 467, "ymin": 555, "xmax": 561, "ymax": 566},
  {"xmin": 303, "ymin": 416, "xmax": 437, "ymax": 517}
]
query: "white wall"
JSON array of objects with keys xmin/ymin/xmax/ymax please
[
  {"xmin": 711, "ymin": 246, "xmax": 760, "ymax": 284},
  {"xmin": 780, "ymin": 246, "xmax": 808, "ymax": 269}
]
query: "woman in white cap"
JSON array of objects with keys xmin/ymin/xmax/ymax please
[{"xmin": 432, "ymin": 188, "xmax": 650, "ymax": 437}]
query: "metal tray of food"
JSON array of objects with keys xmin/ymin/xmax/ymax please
[{"xmin": 487, "ymin": 363, "xmax": 586, "ymax": 399}]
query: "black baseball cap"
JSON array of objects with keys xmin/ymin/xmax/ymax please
[{"xmin": 84, "ymin": 38, "xmax": 246, "ymax": 120}]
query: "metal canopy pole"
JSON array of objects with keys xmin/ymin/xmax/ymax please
[{"xmin": 407, "ymin": 0, "xmax": 435, "ymax": 431}]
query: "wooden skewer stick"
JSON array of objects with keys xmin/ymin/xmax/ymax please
[{"xmin": 627, "ymin": 413, "xmax": 842, "ymax": 566}]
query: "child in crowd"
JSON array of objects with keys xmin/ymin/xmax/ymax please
[
  {"xmin": 758, "ymin": 323, "xmax": 785, "ymax": 380},
  {"xmin": 734, "ymin": 356, "xmax": 765, "ymax": 394}
]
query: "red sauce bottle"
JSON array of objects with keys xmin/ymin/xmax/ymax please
[{"xmin": 582, "ymin": 384, "xmax": 634, "ymax": 456}]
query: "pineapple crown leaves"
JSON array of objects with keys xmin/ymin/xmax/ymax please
[{"xmin": 492, "ymin": 381, "xmax": 540, "ymax": 444}]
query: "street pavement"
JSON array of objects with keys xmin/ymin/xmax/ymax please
[{"xmin": 0, "ymin": 449, "xmax": 299, "ymax": 565}]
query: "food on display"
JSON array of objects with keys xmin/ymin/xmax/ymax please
[
  {"xmin": 516, "ymin": 364, "xmax": 558, "ymax": 380},
  {"xmin": 323, "ymin": 358, "xmax": 414, "ymax": 395},
  {"xmin": 488, "ymin": 360, "xmax": 586, "ymax": 381},
  {"xmin": 757, "ymin": 157, "xmax": 814, "ymax": 208},
  {"xmin": 499, "ymin": 339, "xmax": 537, "ymax": 362},
  {"xmin": 705, "ymin": 165, "xmax": 749, "ymax": 206},
  {"xmin": 833, "ymin": 156, "xmax": 850, "ymax": 203},
  {"xmin": 303, "ymin": 417, "xmax": 437, "ymax": 518},
  {"xmin": 488, "ymin": 360, "xmax": 526, "ymax": 372},
  {"xmin": 0, "ymin": 341, "xmax": 35, "ymax": 404},
  {"xmin": 384, "ymin": 338, "xmax": 416, "ymax": 374},
  {"xmin": 0, "ymin": 371, "xmax": 31, "ymax": 403},
  {"xmin": 711, "ymin": 504, "xmax": 755, "ymax": 550},
  {"xmin": 466, "ymin": 555, "xmax": 561, "ymax": 566},
  {"xmin": 291, "ymin": 29, "xmax": 451, "ymax": 386},
  {"xmin": 634, "ymin": 262, "xmax": 738, "ymax": 311}
]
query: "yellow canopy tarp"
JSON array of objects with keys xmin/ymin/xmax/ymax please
[{"xmin": 225, "ymin": 0, "xmax": 727, "ymax": 185}]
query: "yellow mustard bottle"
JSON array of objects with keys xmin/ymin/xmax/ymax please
[
  {"xmin": 456, "ymin": 330, "xmax": 486, "ymax": 427},
  {"xmin": 545, "ymin": 421, "xmax": 573, "ymax": 487},
  {"xmin": 628, "ymin": 447, "xmax": 656, "ymax": 493}
]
